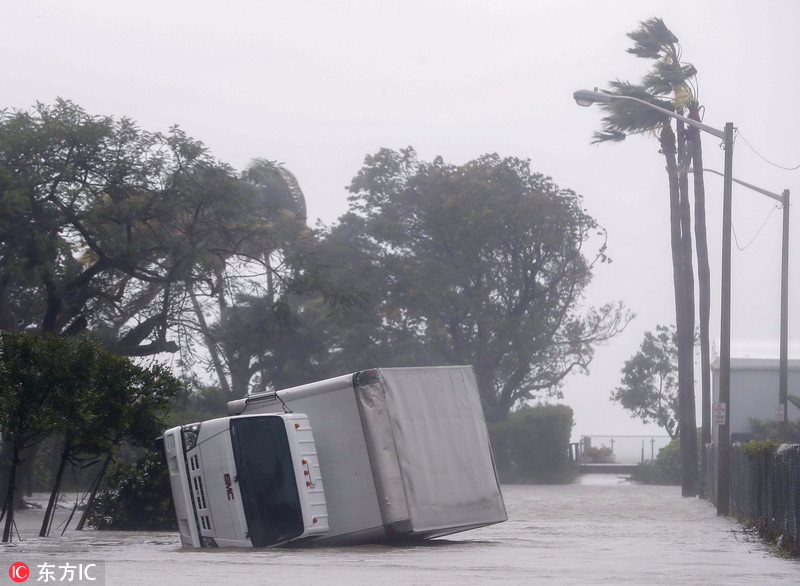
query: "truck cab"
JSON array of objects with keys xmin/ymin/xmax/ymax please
[{"xmin": 162, "ymin": 412, "xmax": 328, "ymax": 548}]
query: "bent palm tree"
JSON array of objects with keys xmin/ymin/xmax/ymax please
[
  {"xmin": 634, "ymin": 21, "xmax": 713, "ymax": 497},
  {"xmin": 187, "ymin": 159, "xmax": 319, "ymax": 397},
  {"xmin": 592, "ymin": 17, "xmax": 708, "ymax": 496}
]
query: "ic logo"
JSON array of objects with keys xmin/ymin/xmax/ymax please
[
  {"xmin": 224, "ymin": 473, "xmax": 235, "ymax": 500},
  {"xmin": 9, "ymin": 562, "xmax": 29, "ymax": 582}
]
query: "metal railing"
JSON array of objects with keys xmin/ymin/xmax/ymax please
[{"xmin": 576, "ymin": 435, "xmax": 672, "ymax": 465}]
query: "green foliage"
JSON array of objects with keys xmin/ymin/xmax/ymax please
[
  {"xmin": 183, "ymin": 157, "xmax": 359, "ymax": 397},
  {"xmin": 87, "ymin": 451, "xmax": 177, "ymax": 531},
  {"xmin": 741, "ymin": 440, "xmax": 779, "ymax": 461},
  {"xmin": 0, "ymin": 99, "xmax": 355, "ymax": 406},
  {"xmin": 0, "ymin": 330, "xmax": 184, "ymax": 539},
  {"xmin": 211, "ymin": 290, "xmax": 336, "ymax": 396},
  {"xmin": 488, "ymin": 404, "xmax": 577, "ymax": 484},
  {"xmin": 318, "ymin": 148, "xmax": 630, "ymax": 421},
  {"xmin": 0, "ymin": 332, "xmax": 76, "ymax": 520},
  {"xmin": 167, "ymin": 382, "xmax": 231, "ymax": 427},
  {"xmin": 583, "ymin": 445, "xmax": 615, "ymax": 464},
  {"xmin": 630, "ymin": 437, "xmax": 682, "ymax": 485},
  {"xmin": 612, "ymin": 325, "xmax": 679, "ymax": 439},
  {"xmin": 0, "ymin": 100, "xmax": 308, "ymax": 358},
  {"xmin": 28, "ymin": 436, "xmax": 102, "ymax": 492},
  {"xmin": 630, "ymin": 431, "xmax": 704, "ymax": 485},
  {"xmin": 0, "ymin": 332, "xmax": 70, "ymax": 448},
  {"xmin": 748, "ymin": 416, "xmax": 800, "ymax": 444},
  {"xmin": 627, "ymin": 17, "xmax": 679, "ymax": 60}
]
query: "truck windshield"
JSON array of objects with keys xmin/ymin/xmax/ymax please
[{"xmin": 229, "ymin": 417, "xmax": 303, "ymax": 546}]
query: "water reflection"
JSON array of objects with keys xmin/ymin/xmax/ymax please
[{"xmin": 574, "ymin": 473, "xmax": 635, "ymax": 486}]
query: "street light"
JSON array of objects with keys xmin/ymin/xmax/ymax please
[
  {"xmin": 574, "ymin": 88, "xmax": 736, "ymax": 515},
  {"xmin": 690, "ymin": 167, "xmax": 791, "ymax": 438},
  {"xmin": 572, "ymin": 90, "xmax": 726, "ymax": 139}
]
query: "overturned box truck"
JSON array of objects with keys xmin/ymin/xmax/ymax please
[{"xmin": 160, "ymin": 365, "xmax": 506, "ymax": 548}]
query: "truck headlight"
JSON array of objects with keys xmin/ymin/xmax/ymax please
[{"xmin": 182, "ymin": 423, "xmax": 201, "ymax": 451}]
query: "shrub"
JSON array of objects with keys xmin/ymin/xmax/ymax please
[
  {"xmin": 87, "ymin": 451, "xmax": 176, "ymax": 531},
  {"xmin": 583, "ymin": 445, "xmax": 615, "ymax": 463},
  {"xmin": 630, "ymin": 437, "xmax": 682, "ymax": 484},
  {"xmin": 741, "ymin": 440, "xmax": 778, "ymax": 460},
  {"xmin": 488, "ymin": 404, "xmax": 577, "ymax": 484},
  {"xmin": 748, "ymin": 418, "xmax": 800, "ymax": 443}
]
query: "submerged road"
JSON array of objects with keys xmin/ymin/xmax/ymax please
[{"xmin": 1, "ymin": 477, "xmax": 798, "ymax": 585}]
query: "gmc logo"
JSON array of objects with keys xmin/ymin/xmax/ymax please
[{"xmin": 224, "ymin": 473, "xmax": 235, "ymax": 500}]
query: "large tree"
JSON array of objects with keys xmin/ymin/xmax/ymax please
[
  {"xmin": 0, "ymin": 100, "xmax": 290, "ymax": 357},
  {"xmin": 0, "ymin": 100, "xmax": 345, "ymax": 400},
  {"xmin": 318, "ymin": 148, "xmax": 630, "ymax": 421}
]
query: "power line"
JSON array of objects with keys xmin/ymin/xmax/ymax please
[
  {"xmin": 737, "ymin": 130, "xmax": 800, "ymax": 171},
  {"xmin": 732, "ymin": 203, "xmax": 779, "ymax": 251}
]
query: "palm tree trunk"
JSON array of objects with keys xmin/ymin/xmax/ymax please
[
  {"xmin": 689, "ymin": 105, "xmax": 712, "ymax": 499},
  {"xmin": 661, "ymin": 122, "xmax": 698, "ymax": 497},
  {"xmin": 677, "ymin": 120, "xmax": 699, "ymax": 497}
]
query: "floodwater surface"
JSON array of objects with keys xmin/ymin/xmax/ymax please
[{"xmin": 1, "ymin": 477, "xmax": 798, "ymax": 585}]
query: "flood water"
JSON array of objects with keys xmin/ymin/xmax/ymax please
[{"xmin": 2, "ymin": 476, "xmax": 798, "ymax": 585}]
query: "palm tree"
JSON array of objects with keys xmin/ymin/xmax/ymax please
[
  {"xmin": 592, "ymin": 17, "xmax": 708, "ymax": 496},
  {"xmin": 187, "ymin": 159, "xmax": 319, "ymax": 397},
  {"xmin": 633, "ymin": 20, "xmax": 712, "ymax": 496}
]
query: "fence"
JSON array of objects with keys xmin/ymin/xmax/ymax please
[
  {"xmin": 577, "ymin": 435, "xmax": 672, "ymax": 464},
  {"xmin": 710, "ymin": 443, "xmax": 800, "ymax": 551}
]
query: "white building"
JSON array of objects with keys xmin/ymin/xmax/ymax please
[{"xmin": 711, "ymin": 357, "xmax": 800, "ymax": 442}]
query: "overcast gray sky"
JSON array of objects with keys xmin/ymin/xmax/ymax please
[{"xmin": 5, "ymin": 0, "xmax": 799, "ymax": 441}]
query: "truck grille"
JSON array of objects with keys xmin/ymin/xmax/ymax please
[
  {"xmin": 192, "ymin": 475, "xmax": 208, "ymax": 510},
  {"xmin": 200, "ymin": 515, "xmax": 212, "ymax": 530}
]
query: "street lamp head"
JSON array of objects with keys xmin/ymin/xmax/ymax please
[{"xmin": 573, "ymin": 89, "xmax": 612, "ymax": 107}]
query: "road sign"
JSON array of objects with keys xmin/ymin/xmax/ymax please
[{"xmin": 713, "ymin": 402, "xmax": 727, "ymax": 426}]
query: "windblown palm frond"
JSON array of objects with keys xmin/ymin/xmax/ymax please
[
  {"xmin": 643, "ymin": 62, "xmax": 696, "ymax": 94},
  {"xmin": 591, "ymin": 129, "xmax": 627, "ymax": 144},
  {"xmin": 244, "ymin": 159, "xmax": 307, "ymax": 222},
  {"xmin": 274, "ymin": 166, "xmax": 307, "ymax": 221},
  {"xmin": 594, "ymin": 81, "xmax": 675, "ymax": 136},
  {"xmin": 627, "ymin": 17, "xmax": 680, "ymax": 59}
]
